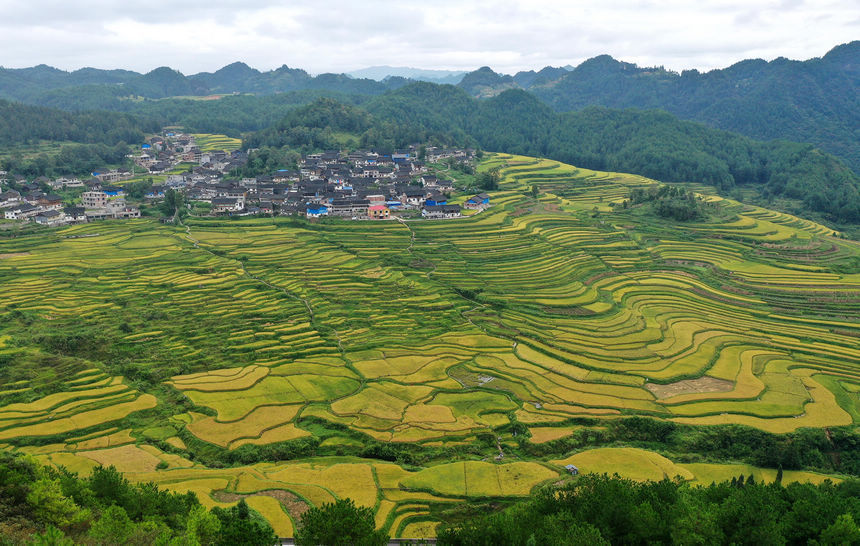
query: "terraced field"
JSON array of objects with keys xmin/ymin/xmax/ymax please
[
  {"xmin": 0, "ymin": 153, "xmax": 857, "ymax": 536},
  {"xmin": 192, "ymin": 133, "xmax": 242, "ymax": 153}
]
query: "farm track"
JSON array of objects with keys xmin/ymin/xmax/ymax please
[{"xmin": 181, "ymin": 217, "xmax": 315, "ymax": 321}]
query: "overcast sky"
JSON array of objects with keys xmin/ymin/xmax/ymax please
[{"xmin": 0, "ymin": 0, "xmax": 856, "ymax": 75}]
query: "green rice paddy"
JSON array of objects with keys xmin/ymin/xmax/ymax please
[
  {"xmin": 0, "ymin": 153, "xmax": 857, "ymax": 535},
  {"xmin": 191, "ymin": 133, "xmax": 242, "ymax": 153}
]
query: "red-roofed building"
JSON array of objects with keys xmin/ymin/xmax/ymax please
[{"xmin": 368, "ymin": 204, "xmax": 390, "ymax": 220}]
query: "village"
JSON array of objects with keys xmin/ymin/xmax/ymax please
[{"xmin": 0, "ymin": 132, "xmax": 491, "ymax": 228}]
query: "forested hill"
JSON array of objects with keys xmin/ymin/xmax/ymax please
[
  {"xmin": 0, "ymin": 99, "xmax": 160, "ymax": 177},
  {"xmin": 246, "ymin": 84, "xmax": 860, "ymax": 225},
  {"xmin": 457, "ymin": 41, "xmax": 860, "ymax": 173},
  {"xmin": 0, "ymin": 62, "xmax": 408, "ymax": 108},
  {"xmin": 0, "ymin": 98, "xmax": 155, "ymax": 146},
  {"xmin": 4, "ymin": 41, "xmax": 857, "ymax": 173}
]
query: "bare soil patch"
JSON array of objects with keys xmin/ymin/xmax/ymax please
[
  {"xmin": 646, "ymin": 377, "xmax": 734, "ymax": 399},
  {"xmin": 212, "ymin": 489, "xmax": 309, "ymax": 519}
]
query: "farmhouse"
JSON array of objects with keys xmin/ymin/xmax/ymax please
[
  {"xmin": 425, "ymin": 192, "xmax": 447, "ymax": 207},
  {"xmin": 329, "ymin": 199, "xmax": 370, "ymax": 217},
  {"xmin": 102, "ymin": 186, "xmax": 124, "ymax": 197},
  {"xmin": 368, "ymin": 204, "xmax": 390, "ymax": 219},
  {"xmin": 53, "ymin": 177, "xmax": 84, "ymax": 189},
  {"xmin": 0, "ymin": 190, "xmax": 21, "ymax": 207},
  {"xmin": 82, "ymin": 191, "xmax": 108, "ymax": 209},
  {"xmin": 400, "ymin": 187, "xmax": 427, "ymax": 207},
  {"xmin": 422, "ymin": 204, "xmax": 462, "ymax": 219},
  {"xmin": 92, "ymin": 168, "xmax": 131, "ymax": 184},
  {"xmin": 145, "ymin": 186, "xmax": 166, "ymax": 199},
  {"xmin": 306, "ymin": 204, "xmax": 328, "ymax": 218},
  {"xmin": 212, "ymin": 197, "xmax": 244, "ymax": 214},
  {"xmin": 34, "ymin": 209, "xmax": 64, "ymax": 226},
  {"xmin": 465, "ymin": 193, "xmax": 491, "ymax": 210},
  {"xmin": 85, "ymin": 200, "xmax": 141, "ymax": 221},
  {"xmin": 38, "ymin": 194, "xmax": 63, "ymax": 208},
  {"xmin": 3, "ymin": 203, "xmax": 38, "ymax": 220},
  {"xmin": 63, "ymin": 206, "xmax": 88, "ymax": 224}
]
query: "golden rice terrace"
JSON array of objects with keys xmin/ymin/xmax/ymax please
[{"xmin": 0, "ymin": 153, "xmax": 858, "ymax": 537}]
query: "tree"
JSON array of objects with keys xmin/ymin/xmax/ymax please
[
  {"xmin": 88, "ymin": 505, "xmax": 135, "ymax": 544},
  {"xmin": 295, "ymin": 498, "xmax": 388, "ymax": 546},
  {"xmin": 26, "ymin": 477, "xmax": 90, "ymax": 529},
  {"xmin": 477, "ymin": 167, "xmax": 501, "ymax": 191},
  {"xmin": 184, "ymin": 504, "xmax": 221, "ymax": 545},
  {"xmin": 819, "ymin": 513, "xmax": 860, "ymax": 545},
  {"xmin": 531, "ymin": 185, "xmax": 539, "ymax": 198},
  {"xmin": 211, "ymin": 500, "xmax": 277, "ymax": 546},
  {"xmin": 671, "ymin": 494, "xmax": 724, "ymax": 545},
  {"xmin": 31, "ymin": 526, "xmax": 75, "ymax": 546},
  {"xmin": 160, "ymin": 188, "xmax": 185, "ymax": 218},
  {"xmin": 124, "ymin": 179, "xmax": 153, "ymax": 199}
]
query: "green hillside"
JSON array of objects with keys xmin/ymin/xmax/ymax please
[
  {"xmin": 0, "ymin": 154, "xmax": 858, "ymax": 537},
  {"xmin": 245, "ymin": 89, "xmax": 860, "ymax": 228},
  {"xmin": 461, "ymin": 42, "xmax": 860, "ymax": 173}
]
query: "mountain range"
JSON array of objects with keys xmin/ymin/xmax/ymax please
[
  {"xmin": 456, "ymin": 42, "xmax": 860, "ymax": 173},
  {"xmin": 1, "ymin": 42, "xmax": 856, "ymax": 173}
]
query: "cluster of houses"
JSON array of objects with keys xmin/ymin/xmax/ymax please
[
  {"xmin": 133, "ymin": 133, "xmax": 248, "ymax": 176},
  {"xmin": 0, "ymin": 178, "xmax": 141, "ymax": 227},
  {"xmin": 0, "ymin": 140, "xmax": 490, "ymax": 228},
  {"xmin": 166, "ymin": 147, "xmax": 489, "ymax": 220}
]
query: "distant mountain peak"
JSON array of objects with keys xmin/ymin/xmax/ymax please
[
  {"xmin": 347, "ymin": 65, "xmax": 466, "ymax": 83},
  {"xmin": 145, "ymin": 66, "xmax": 186, "ymax": 77}
]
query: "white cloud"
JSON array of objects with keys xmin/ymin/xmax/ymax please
[{"xmin": 0, "ymin": 0, "xmax": 855, "ymax": 74}]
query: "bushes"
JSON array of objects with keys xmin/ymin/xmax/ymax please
[
  {"xmin": 295, "ymin": 498, "xmax": 388, "ymax": 546},
  {"xmin": 628, "ymin": 184, "xmax": 706, "ymax": 221},
  {"xmin": 438, "ymin": 474, "xmax": 860, "ymax": 545},
  {"xmin": 0, "ymin": 453, "xmax": 277, "ymax": 544},
  {"xmin": 211, "ymin": 499, "xmax": 278, "ymax": 546}
]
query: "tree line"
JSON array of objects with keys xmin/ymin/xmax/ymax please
[
  {"xmin": 438, "ymin": 473, "xmax": 860, "ymax": 545},
  {"xmin": 7, "ymin": 447, "xmax": 860, "ymax": 545}
]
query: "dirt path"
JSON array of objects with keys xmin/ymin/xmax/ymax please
[
  {"xmin": 394, "ymin": 216, "xmax": 415, "ymax": 252},
  {"xmin": 178, "ymin": 217, "xmax": 314, "ymax": 321}
]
